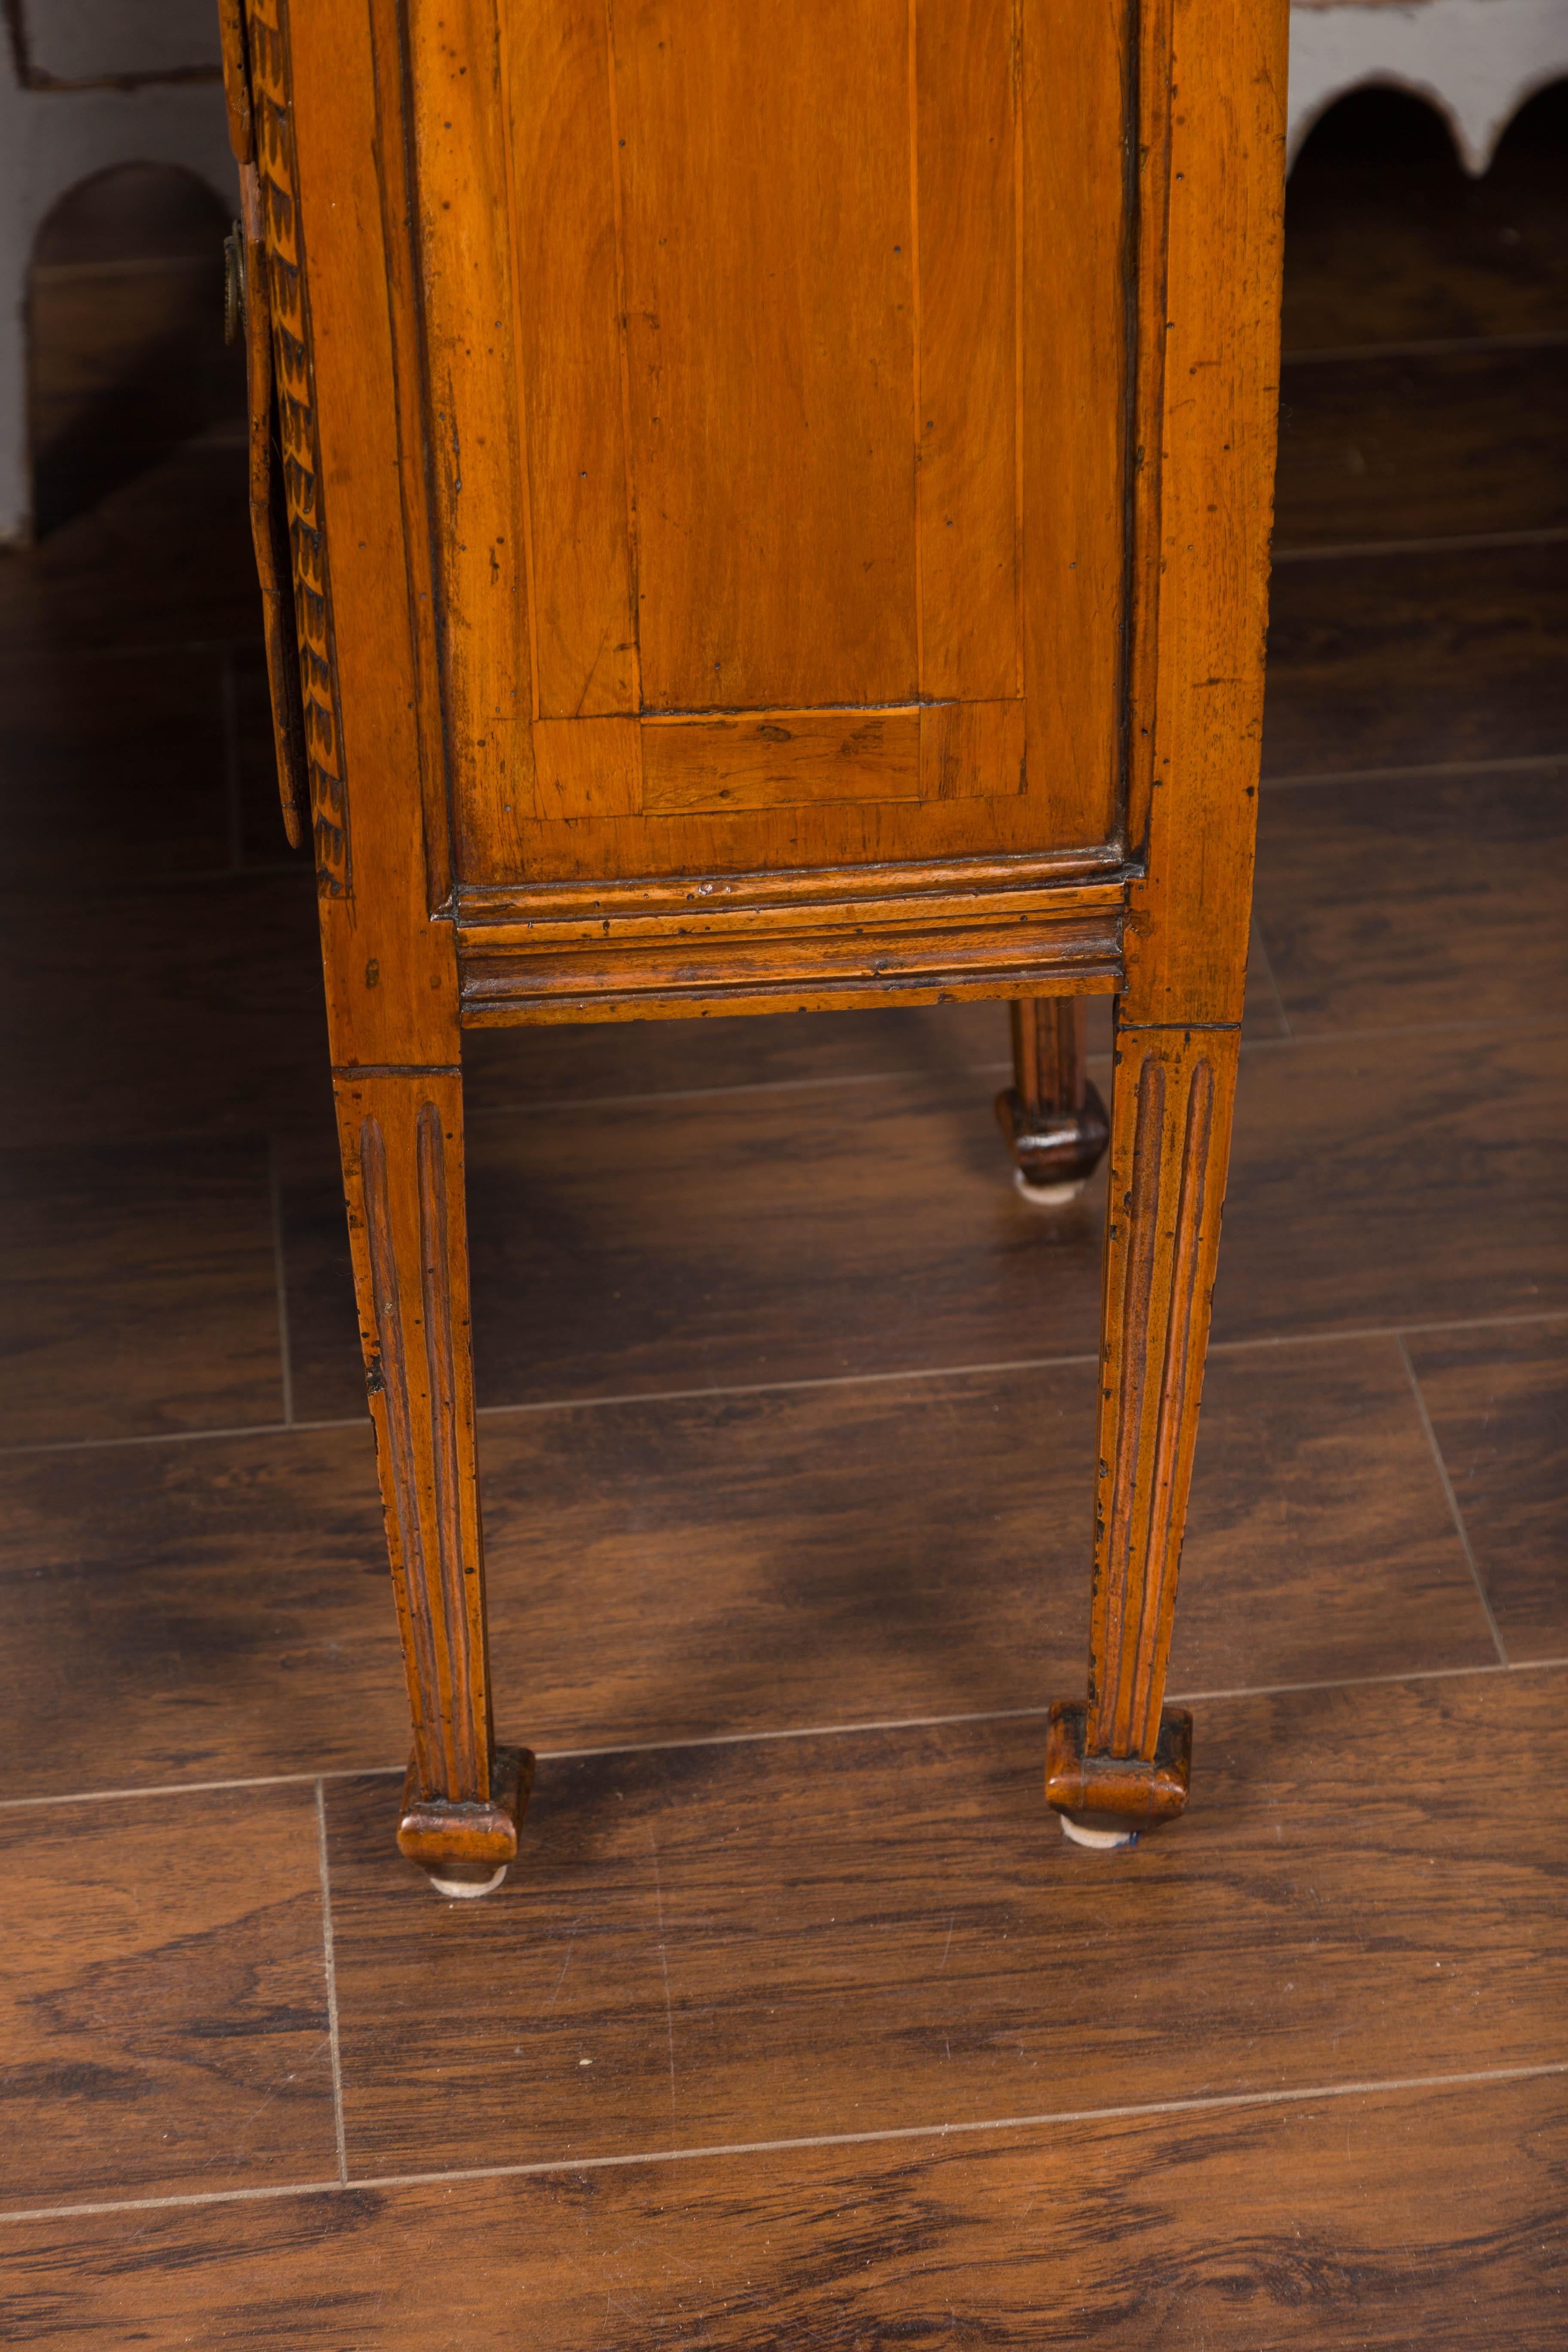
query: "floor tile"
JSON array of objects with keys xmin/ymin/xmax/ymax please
[
  {"xmin": 0, "ymin": 1783, "xmax": 337, "ymax": 2208},
  {"xmin": 7, "ymin": 2071, "xmax": 1562, "ymax": 2349},
  {"xmin": 0, "ymin": 1134, "xmax": 285, "ymax": 1445},
  {"xmin": 1213, "ymin": 1028, "xmax": 1568, "ymax": 1344},
  {"xmin": 1253, "ymin": 766, "xmax": 1568, "ymax": 1032},
  {"xmin": 0, "ymin": 1421, "xmax": 396, "ymax": 1798},
  {"xmin": 1263, "ymin": 542, "xmax": 1568, "ymax": 780},
  {"xmin": 462, "ymin": 995, "xmax": 1011, "ymax": 1116},
  {"xmin": 1274, "ymin": 345, "xmax": 1568, "ymax": 550},
  {"xmin": 0, "ymin": 875, "xmax": 329, "ymax": 1152},
  {"xmin": 1406, "ymin": 1319, "xmax": 1568, "ymax": 1662},
  {"xmin": 322, "ymin": 1667, "xmax": 1568, "ymax": 2176},
  {"xmin": 285, "ymin": 1067, "xmax": 1109, "ymax": 1421},
  {"xmin": 0, "ymin": 1338, "xmax": 1493, "ymax": 1798},
  {"xmin": 286, "ymin": 1028, "xmax": 1568, "ymax": 1420},
  {"xmin": 0, "ymin": 644, "xmax": 232, "ymax": 884},
  {"xmin": 0, "ymin": 434, "xmax": 261, "ymax": 670}
]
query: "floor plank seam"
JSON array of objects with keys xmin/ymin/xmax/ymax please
[
  {"xmin": 4, "ymin": 2060, "xmax": 1564, "ymax": 2229},
  {"xmin": 219, "ymin": 646, "xmax": 244, "ymax": 877},
  {"xmin": 1272, "ymin": 524, "xmax": 1568, "ymax": 563},
  {"xmin": 3, "ymin": 1308, "xmax": 1566, "ymax": 1459},
  {"xmin": 1396, "ymin": 1335, "xmax": 1510, "ymax": 1666},
  {"xmin": 1247, "ymin": 918, "xmax": 1295, "ymax": 1040},
  {"xmin": 268, "ymin": 1135, "xmax": 296, "ymax": 1431},
  {"xmin": 1279, "ymin": 329, "xmax": 1568, "ymax": 366},
  {"xmin": 315, "ymin": 1778, "xmax": 350, "ymax": 2188},
  {"xmin": 1262, "ymin": 750, "xmax": 1568, "ymax": 789},
  {"xmin": 4, "ymin": 1655, "xmax": 1566, "ymax": 1816}
]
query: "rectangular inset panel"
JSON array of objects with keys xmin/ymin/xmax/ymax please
[
  {"xmin": 919, "ymin": 699, "xmax": 1025, "ymax": 799},
  {"xmin": 1018, "ymin": 0, "xmax": 1128, "ymax": 848},
  {"xmin": 916, "ymin": 0, "xmax": 1020, "ymax": 701},
  {"xmin": 615, "ymin": 0, "xmax": 918, "ymax": 711},
  {"xmin": 532, "ymin": 716, "xmax": 643, "ymax": 820},
  {"xmin": 502, "ymin": 2, "xmax": 639, "ymax": 717},
  {"xmin": 642, "ymin": 710, "xmax": 922, "ymax": 814}
]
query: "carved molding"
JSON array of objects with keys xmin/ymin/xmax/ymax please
[
  {"xmin": 456, "ymin": 852, "xmax": 1131, "ymax": 1023},
  {"xmin": 1086, "ymin": 1026, "xmax": 1238, "ymax": 1762},
  {"xmin": 245, "ymin": 0, "xmax": 351, "ymax": 896},
  {"xmin": 356, "ymin": 1100, "xmax": 482, "ymax": 1801}
]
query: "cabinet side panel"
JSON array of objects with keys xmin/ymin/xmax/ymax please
[
  {"xmin": 616, "ymin": 0, "xmax": 919, "ymax": 711},
  {"xmin": 502, "ymin": 1, "xmax": 640, "ymax": 720},
  {"xmin": 1019, "ymin": 0, "xmax": 1129, "ymax": 851},
  {"xmin": 916, "ymin": 0, "xmax": 1020, "ymax": 704}
]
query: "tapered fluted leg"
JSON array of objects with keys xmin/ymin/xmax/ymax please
[
  {"xmin": 1047, "ymin": 1014, "xmax": 1240, "ymax": 1845},
  {"xmin": 334, "ymin": 1068, "xmax": 530, "ymax": 1895},
  {"xmin": 995, "ymin": 998, "xmax": 1110, "ymax": 1202}
]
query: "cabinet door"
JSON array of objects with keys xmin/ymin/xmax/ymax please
[{"xmin": 407, "ymin": 0, "xmax": 1129, "ymax": 888}]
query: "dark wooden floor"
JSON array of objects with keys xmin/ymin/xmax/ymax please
[{"xmin": 1, "ymin": 87, "xmax": 1565, "ymax": 2348}]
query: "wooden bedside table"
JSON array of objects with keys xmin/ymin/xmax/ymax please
[{"xmin": 218, "ymin": 0, "xmax": 1286, "ymax": 1890}]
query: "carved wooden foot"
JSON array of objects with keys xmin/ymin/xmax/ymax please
[
  {"xmin": 399, "ymin": 1745, "xmax": 533, "ymax": 1896},
  {"xmin": 1047, "ymin": 1017, "xmax": 1240, "ymax": 1841},
  {"xmin": 335, "ymin": 1068, "xmax": 525, "ymax": 1891},
  {"xmin": 996, "ymin": 998, "xmax": 1109, "ymax": 1203}
]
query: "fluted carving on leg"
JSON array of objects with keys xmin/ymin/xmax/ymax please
[{"xmin": 1049, "ymin": 1020, "xmax": 1239, "ymax": 1828}]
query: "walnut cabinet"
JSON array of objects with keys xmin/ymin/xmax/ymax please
[{"xmin": 217, "ymin": 0, "xmax": 1287, "ymax": 1888}]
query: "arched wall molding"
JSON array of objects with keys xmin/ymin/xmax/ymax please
[
  {"xmin": 1288, "ymin": 0, "xmax": 1568, "ymax": 175},
  {"xmin": 0, "ymin": 29, "xmax": 233, "ymax": 545}
]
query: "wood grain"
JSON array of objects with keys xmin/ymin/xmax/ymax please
[
  {"xmin": 614, "ymin": 0, "xmax": 917, "ymax": 712},
  {"xmin": 1253, "ymin": 766, "xmax": 1568, "ymax": 1034},
  {"xmin": 641, "ymin": 708, "xmax": 922, "ymax": 814},
  {"xmin": 501, "ymin": 0, "xmax": 640, "ymax": 720},
  {"xmin": 1019, "ymin": 0, "xmax": 1127, "ymax": 850},
  {"xmin": 915, "ymin": 0, "xmax": 1018, "ymax": 702},
  {"xmin": 1121, "ymin": 0, "xmax": 1286, "ymax": 1024},
  {"xmin": 0, "ymin": 1135, "xmax": 284, "ymax": 1446},
  {"xmin": 285, "ymin": 0, "xmax": 461, "ymax": 1066},
  {"xmin": 1406, "ymin": 1320, "xmax": 1568, "ymax": 1663},
  {"xmin": 0, "ymin": 1337, "xmax": 1494, "ymax": 1798},
  {"xmin": 10, "ymin": 2071, "xmax": 1564, "ymax": 2346},
  {"xmin": 318, "ymin": 1667, "xmax": 1568, "ymax": 2174},
  {"xmin": 1263, "ymin": 542, "xmax": 1568, "ymax": 780},
  {"xmin": 0, "ymin": 1782, "xmax": 335, "ymax": 2206}
]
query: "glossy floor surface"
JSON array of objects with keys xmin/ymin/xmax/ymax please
[{"xmin": 1, "ymin": 86, "xmax": 1565, "ymax": 2347}]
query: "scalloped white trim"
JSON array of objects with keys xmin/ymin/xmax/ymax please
[{"xmin": 1288, "ymin": 0, "xmax": 1568, "ymax": 177}]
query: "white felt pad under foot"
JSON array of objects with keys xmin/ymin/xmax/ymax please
[
  {"xmin": 429, "ymin": 1865, "xmax": 508, "ymax": 1899},
  {"xmin": 1058, "ymin": 1810, "xmax": 1140, "ymax": 1850},
  {"xmin": 1014, "ymin": 1170, "xmax": 1086, "ymax": 1208}
]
